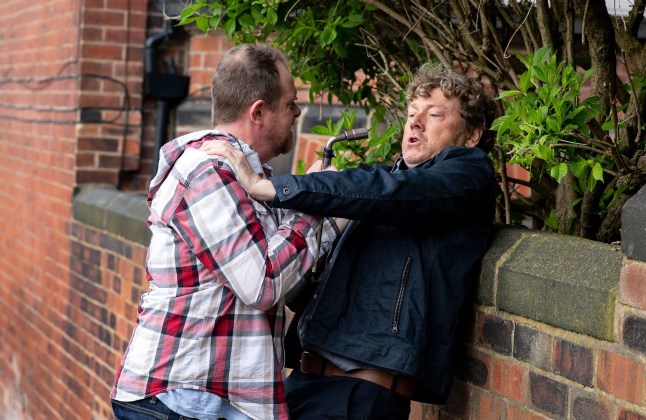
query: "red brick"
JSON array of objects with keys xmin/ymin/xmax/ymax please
[
  {"xmin": 76, "ymin": 169, "xmax": 119, "ymax": 185},
  {"xmin": 424, "ymin": 405, "xmax": 442, "ymax": 420},
  {"xmin": 78, "ymin": 137, "xmax": 119, "ymax": 152},
  {"xmin": 440, "ymin": 380, "xmax": 473, "ymax": 419},
  {"xmin": 623, "ymin": 315, "xmax": 646, "ymax": 355},
  {"xmin": 553, "ymin": 339, "xmax": 594, "ymax": 386},
  {"xmin": 571, "ymin": 394, "xmax": 609, "ymax": 420},
  {"xmin": 474, "ymin": 389, "xmax": 507, "ymax": 419},
  {"xmin": 83, "ymin": 43, "xmax": 125, "ymax": 61},
  {"xmin": 190, "ymin": 34, "xmax": 222, "ymax": 52},
  {"xmin": 491, "ymin": 358, "xmax": 527, "ymax": 402},
  {"xmin": 620, "ymin": 260, "xmax": 646, "ymax": 310},
  {"xmin": 455, "ymin": 348, "xmax": 491, "ymax": 388},
  {"xmin": 83, "ymin": 9, "xmax": 126, "ymax": 26},
  {"xmin": 478, "ymin": 314, "xmax": 513, "ymax": 355},
  {"xmin": 408, "ymin": 401, "xmax": 423, "ymax": 419},
  {"xmin": 507, "ymin": 405, "xmax": 545, "ymax": 420},
  {"xmin": 618, "ymin": 408, "xmax": 646, "ymax": 420},
  {"xmin": 529, "ymin": 372, "xmax": 568, "ymax": 417},
  {"xmin": 596, "ymin": 350, "xmax": 644, "ymax": 404}
]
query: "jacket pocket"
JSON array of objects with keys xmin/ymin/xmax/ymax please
[{"xmin": 391, "ymin": 255, "xmax": 413, "ymax": 333}]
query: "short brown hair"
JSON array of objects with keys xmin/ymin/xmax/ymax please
[
  {"xmin": 211, "ymin": 44, "xmax": 290, "ymax": 125},
  {"xmin": 407, "ymin": 63, "xmax": 497, "ymax": 152}
]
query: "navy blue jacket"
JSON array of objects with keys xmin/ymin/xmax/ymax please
[{"xmin": 270, "ymin": 146, "xmax": 496, "ymax": 403}]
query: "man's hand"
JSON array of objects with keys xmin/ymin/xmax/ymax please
[
  {"xmin": 200, "ymin": 141, "xmax": 277, "ymax": 201},
  {"xmin": 307, "ymin": 160, "xmax": 339, "ymax": 173}
]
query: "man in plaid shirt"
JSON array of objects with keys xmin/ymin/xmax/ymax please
[{"xmin": 111, "ymin": 44, "xmax": 341, "ymax": 420}]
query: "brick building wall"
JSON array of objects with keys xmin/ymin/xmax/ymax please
[
  {"xmin": 2, "ymin": 1, "xmax": 646, "ymax": 419},
  {"xmin": 0, "ymin": 1, "xmax": 80, "ymax": 418}
]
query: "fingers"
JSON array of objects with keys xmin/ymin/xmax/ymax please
[
  {"xmin": 200, "ymin": 140, "xmax": 236, "ymax": 158},
  {"xmin": 306, "ymin": 160, "xmax": 339, "ymax": 173},
  {"xmin": 306, "ymin": 160, "xmax": 323, "ymax": 173}
]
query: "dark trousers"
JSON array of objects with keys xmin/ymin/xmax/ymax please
[
  {"xmin": 111, "ymin": 397, "xmax": 197, "ymax": 420},
  {"xmin": 285, "ymin": 370, "xmax": 411, "ymax": 420}
]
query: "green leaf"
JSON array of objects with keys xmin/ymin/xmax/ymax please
[
  {"xmin": 546, "ymin": 116, "xmax": 561, "ymax": 132},
  {"xmin": 320, "ymin": 25, "xmax": 337, "ymax": 46},
  {"xmin": 267, "ymin": 9, "xmax": 278, "ymax": 25},
  {"xmin": 570, "ymin": 159, "xmax": 590, "ymax": 178},
  {"xmin": 533, "ymin": 45, "xmax": 552, "ymax": 65},
  {"xmin": 498, "ymin": 90, "xmax": 521, "ymax": 99},
  {"xmin": 532, "ymin": 143, "xmax": 554, "ymax": 161},
  {"xmin": 516, "ymin": 51, "xmax": 531, "ymax": 68},
  {"xmin": 180, "ymin": 3, "xmax": 203, "ymax": 19},
  {"xmin": 592, "ymin": 162, "xmax": 604, "ymax": 181},
  {"xmin": 251, "ymin": 7, "xmax": 264, "ymax": 22},
  {"xmin": 533, "ymin": 65, "xmax": 548, "ymax": 83},
  {"xmin": 588, "ymin": 175, "xmax": 598, "ymax": 191},
  {"xmin": 550, "ymin": 163, "xmax": 568, "ymax": 182},
  {"xmin": 310, "ymin": 125, "xmax": 331, "ymax": 136},
  {"xmin": 209, "ymin": 14, "xmax": 222, "ymax": 29},
  {"xmin": 177, "ymin": 17, "xmax": 198, "ymax": 26},
  {"xmin": 519, "ymin": 72, "xmax": 532, "ymax": 92},
  {"xmin": 296, "ymin": 160, "xmax": 306, "ymax": 175},
  {"xmin": 223, "ymin": 18, "xmax": 236, "ymax": 35},
  {"xmin": 238, "ymin": 13, "xmax": 255, "ymax": 27},
  {"xmin": 544, "ymin": 209, "xmax": 559, "ymax": 229},
  {"xmin": 196, "ymin": 15, "xmax": 210, "ymax": 32},
  {"xmin": 341, "ymin": 14, "xmax": 364, "ymax": 28}
]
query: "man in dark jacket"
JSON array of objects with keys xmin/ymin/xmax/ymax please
[{"xmin": 201, "ymin": 63, "xmax": 497, "ymax": 419}]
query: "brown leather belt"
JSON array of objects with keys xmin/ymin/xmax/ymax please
[{"xmin": 299, "ymin": 352, "xmax": 415, "ymax": 399}]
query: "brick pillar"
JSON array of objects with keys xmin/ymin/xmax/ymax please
[{"xmin": 75, "ymin": 0, "xmax": 147, "ymax": 186}]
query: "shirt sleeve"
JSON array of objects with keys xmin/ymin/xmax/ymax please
[
  {"xmin": 269, "ymin": 147, "xmax": 495, "ymax": 227},
  {"xmin": 160, "ymin": 157, "xmax": 339, "ymax": 310}
]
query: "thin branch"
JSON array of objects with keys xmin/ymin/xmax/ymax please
[
  {"xmin": 497, "ymin": 147, "xmax": 512, "ymax": 224},
  {"xmin": 359, "ymin": 0, "xmax": 454, "ymax": 69},
  {"xmin": 503, "ymin": 2, "xmax": 534, "ymax": 58}
]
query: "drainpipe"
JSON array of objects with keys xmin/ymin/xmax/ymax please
[{"xmin": 144, "ymin": 20, "xmax": 190, "ymax": 176}]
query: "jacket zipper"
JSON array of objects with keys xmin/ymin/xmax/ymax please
[{"xmin": 392, "ymin": 256, "xmax": 412, "ymax": 333}]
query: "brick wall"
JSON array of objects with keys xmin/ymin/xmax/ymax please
[
  {"xmin": 417, "ymin": 220, "xmax": 646, "ymax": 419},
  {"xmin": 65, "ymin": 188, "xmax": 646, "ymax": 420},
  {"xmin": 0, "ymin": 1, "xmax": 79, "ymax": 418},
  {"xmin": 69, "ymin": 188, "xmax": 150, "ymax": 418},
  {"xmin": 2, "ymin": 1, "xmax": 646, "ymax": 419},
  {"xmin": 76, "ymin": 0, "xmax": 147, "ymax": 187}
]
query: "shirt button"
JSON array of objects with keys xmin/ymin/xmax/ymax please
[{"xmin": 282, "ymin": 187, "xmax": 290, "ymax": 195}]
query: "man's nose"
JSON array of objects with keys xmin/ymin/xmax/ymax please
[
  {"xmin": 409, "ymin": 114, "xmax": 422, "ymax": 130},
  {"xmin": 294, "ymin": 104, "xmax": 302, "ymax": 118}
]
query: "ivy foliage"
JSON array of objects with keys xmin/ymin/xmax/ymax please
[
  {"xmin": 492, "ymin": 46, "xmax": 630, "ymax": 232},
  {"xmin": 177, "ymin": 0, "xmax": 646, "ymax": 243}
]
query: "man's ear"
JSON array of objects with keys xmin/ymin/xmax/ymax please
[
  {"xmin": 464, "ymin": 126, "xmax": 483, "ymax": 148},
  {"xmin": 248, "ymin": 99, "xmax": 265, "ymax": 124}
]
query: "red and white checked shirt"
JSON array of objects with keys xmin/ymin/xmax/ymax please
[{"xmin": 111, "ymin": 130, "xmax": 339, "ymax": 419}]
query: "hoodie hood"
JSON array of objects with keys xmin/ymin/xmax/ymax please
[{"xmin": 148, "ymin": 130, "xmax": 268, "ymax": 205}]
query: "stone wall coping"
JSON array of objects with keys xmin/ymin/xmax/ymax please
[
  {"xmin": 73, "ymin": 186, "xmax": 151, "ymax": 246},
  {"xmin": 479, "ymin": 225, "xmax": 622, "ymax": 341},
  {"xmin": 621, "ymin": 184, "xmax": 646, "ymax": 261}
]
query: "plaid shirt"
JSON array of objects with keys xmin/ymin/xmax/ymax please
[{"xmin": 111, "ymin": 130, "xmax": 339, "ymax": 419}]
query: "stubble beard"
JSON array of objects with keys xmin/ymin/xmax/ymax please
[{"xmin": 275, "ymin": 131, "xmax": 294, "ymax": 156}]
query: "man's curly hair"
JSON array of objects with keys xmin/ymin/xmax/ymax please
[{"xmin": 406, "ymin": 63, "xmax": 498, "ymax": 153}]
